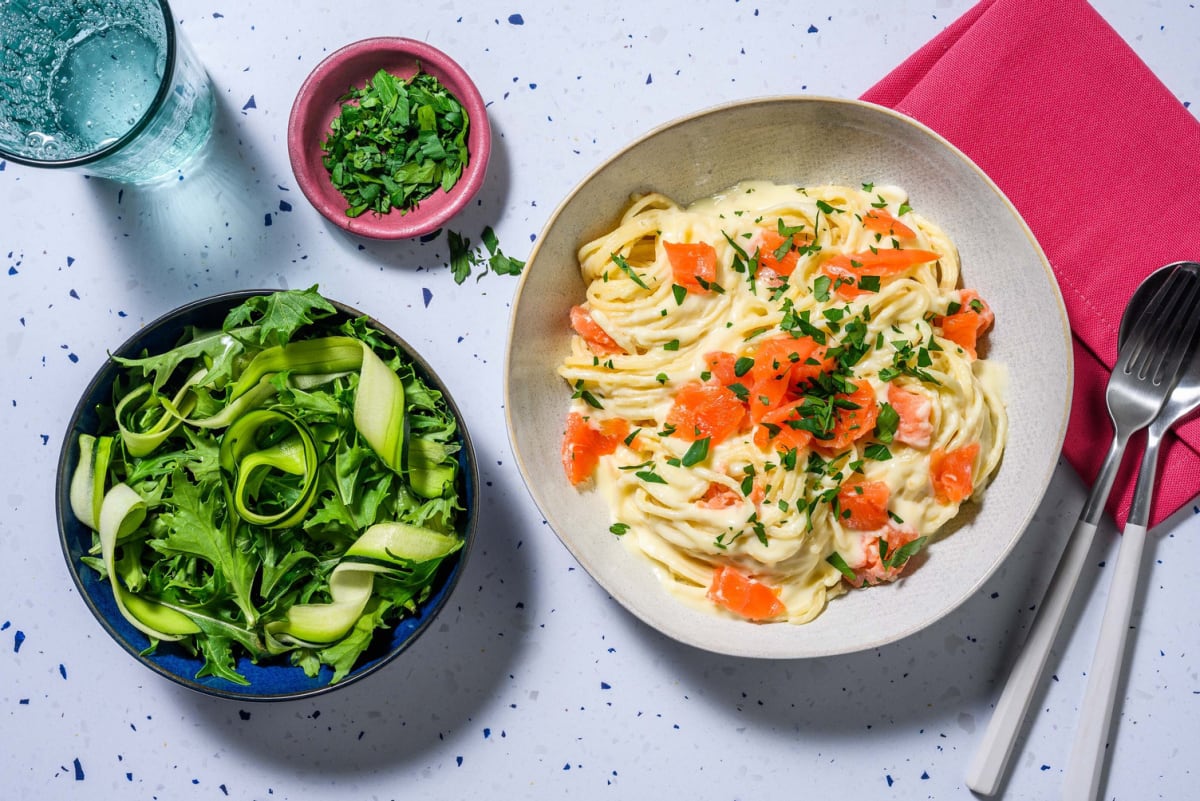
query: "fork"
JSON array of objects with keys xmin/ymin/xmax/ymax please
[
  {"xmin": 965, "ymin": 261, "xmax": 1200, "ymax": 796},
  {"xmin": 1063, "ymin": 263, "xmax": 1200, "ymax": 801}
]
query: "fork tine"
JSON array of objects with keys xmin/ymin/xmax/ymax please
[
  {"xmin": 1142, "ymin": 264, "xmax": 1200, "ymax": 385},
  {"xmin": 1119, "ymin": 262, "xmax": 1200, "ymax": 382}
]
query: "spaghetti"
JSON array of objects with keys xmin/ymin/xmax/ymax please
[{"xmin": 559, "ymin": 181, "xmax": 1007, "ymax": 624}]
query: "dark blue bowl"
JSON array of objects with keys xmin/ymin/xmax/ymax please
[{"xmin": 56, "ymin": 290, "xmax": 477, "ymax": 701}]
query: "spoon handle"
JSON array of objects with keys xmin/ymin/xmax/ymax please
[
  {"xmin": 965, "ymin": 433, "xmax": 1128, "ymax": 796},
  {"xmin": 1062, "ymin": 428, "xmax": 1162, "ymax": 800},
  {"xmin": 965, "ymin": 515, "xmax": 1099, "ymax": 794}
]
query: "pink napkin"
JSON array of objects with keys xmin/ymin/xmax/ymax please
[{"xmin": 862, "ymin": 0, "xmax": 1200, "ymax": 528}]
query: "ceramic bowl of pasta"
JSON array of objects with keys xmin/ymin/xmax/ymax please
[
  {"xmin": 504, "ymin": 97, "xmax": 1071, "ymax": 658},
  {"xmin": 56, "ymin": 288, "xmax": 477, "ymax": 700}
]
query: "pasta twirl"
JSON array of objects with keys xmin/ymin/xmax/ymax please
[{"xmin": 558, "ymin": 181, "xmax": 1008, "ymax": 624}]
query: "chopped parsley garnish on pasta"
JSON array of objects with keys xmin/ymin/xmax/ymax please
[{"xmin": 558, "ymin": 180, "xmax": 1007, "ymax": 625}]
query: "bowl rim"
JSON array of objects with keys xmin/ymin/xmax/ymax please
[
  {"xmin": 503, "ymin": 94, "xmax": 1072, "ymax": 658},
  {"xmin": 56, "ymin": 289, "xmax": 480, "ymax": 700},
  {"xmin": 286, "ymin": 36, "xmax": 491, "ymax": 240}
]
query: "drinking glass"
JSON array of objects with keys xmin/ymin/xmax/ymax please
[{"xmin": 0, "ymin": 0, "xmax": 215, "ymax": 183}]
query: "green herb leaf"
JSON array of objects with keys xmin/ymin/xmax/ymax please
[
  {"xmin": 864, "ymin": 443, "xmax": 893, "ymax": 461},
  {"xmin": 875, "ymin": 402, "xmax": 900, "ymax": 444},
  {"xmin": 882, "ymin": 535, "xmax": 927, "ymax": 569},
  {"xmin": 636, "ymin": 469, "xmax": 668, "ymax": 484},
  {"xmin": 322, "ymin": 69, "xmax": 470, "ymax": 218},
  {"xmin": 448, "ymin": 230, "xmax": 475, "ymax": 284},
  {"xmin": 610, "ymin": 253, "xmax": 650, "ymax": 289},
  {"xmin": 681, "ymin": 437, "xmax": 711, "ymax": 467},
  {"xmin": 826, "ymin": 551, "xmax": 858, "ymax": 582}
]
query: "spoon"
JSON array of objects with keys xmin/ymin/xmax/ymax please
[
  {"xmin": 965, "ymin": 261, "xmax": 1198, "ymax": 795},
  {"xmin": 1063, "ymin": 261, "xmax": 1200, "ymax": 800}
]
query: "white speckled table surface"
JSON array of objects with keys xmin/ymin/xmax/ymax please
[{"xmin": 3, "ymin": 1, "xmax": 1199, "ymax": 799}]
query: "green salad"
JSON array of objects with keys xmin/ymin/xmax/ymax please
[{"xmin": 69, "ymin": 287, "xmax": 466, "ymax": 685}]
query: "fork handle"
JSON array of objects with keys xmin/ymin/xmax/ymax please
[{"xmin": 965, "ymin": 514, "xmax": 1100, "ymax": 795}]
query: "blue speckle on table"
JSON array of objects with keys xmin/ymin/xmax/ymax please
[
  {"xmin": 1041, "ymin": 764, "xmax": 1051, "ymax": 771},
  {"xmin": 483, "ymin": 728, "xmax": 491, "ymax": 739},
  {"xmin": 508, "ymin": 13, "xmax": 524, "ymax": 24},
  {"xmin": 456, "ymin": 755, "xmax": 464, "ymax": 766},
  {"xmin": 264, "ymin": 214, "xmax": 273, "ymax": 227},
  {"xmin": 422, "ymin": 287, "xmax": 433, "ymax": 307},
  {"xmin": 67, "ymin": 256, "xmax": 75, "ymax": 266},
  {"xmin": 808, "ymin": 24, "xmax": 819, "ymax": 32},
  {"xmin": 243, "ymin": 96, "xmax": 257, "ymax": 111},
  {"xmin": 563, "ymin": 763, "xmax": 571, "ymax": 770},
  {"xmin": 601, "ymin": 681, "xmax": 611, "ymax": 689},
  {"xmin": 73, "ymin": 758, "xmax": 84, "ymax": 780},
  {"xmin": 69, "ymin": 289, "xmax": 79, "ymax": 299},
  {"xmin": 13, "ymin": 630, "xmax": 25, "ymax": 652},
  {"xmin": 921, "ymin": 771, "xmax": 930, "ymax": 779},
  {"xmin": 886, "ymin": 774, "xmax": 894, "ymax": 786},
  {"xmin": 213, "ymin": 11, "xmax": 223, "ymax": 17},
  {"xmin": 646, "ymin": 73, "xmax": 652, "ymax": 84},
  {"xmin": 279, "ymin": 200, "xmax": 292, "ymax": 212},
  {"xmin": 59, "ymin": 664, "xmax": 66, "ymax": 679}
]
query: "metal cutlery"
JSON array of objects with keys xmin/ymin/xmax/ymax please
[
  {"xmin": 1063, "ymin": 262, "xmax": 1200, "ymax": 800},
  {"xmin": 966, "ymin": 261, "xmax": 1200, "ymax": 796}
]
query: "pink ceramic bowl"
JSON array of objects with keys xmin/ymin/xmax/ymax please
[{"xmin": 288, "ymin": 37, "xmax": 491, "ymax": 240}]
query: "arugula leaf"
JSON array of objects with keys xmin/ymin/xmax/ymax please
[
  {"xmin": 222, "ymin": 285, "xmax": 337, "ymax": 348},
  {"xmin": 114, "ymin": 327, "xmax": 248, "ymax": 394}
]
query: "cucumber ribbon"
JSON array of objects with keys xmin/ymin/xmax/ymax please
[
  {"xmin": 99, "ymin": 483, "xmax": 201, "ymax": 640},
  {"xmin": 264, "ymin": 522, "xmax": 461, "ymax": 651}
]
